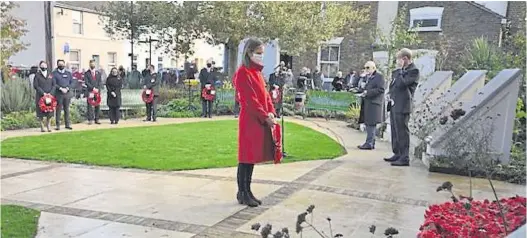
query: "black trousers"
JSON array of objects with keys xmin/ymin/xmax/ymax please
[
  {"xmin": 86, "ymin": 104, "xmax": 100, "ymax": 122},
  {"xmin": 146, "ymin": 96, "xmax": 158, "ymax": 120},
  {"xmin": 234, "ymin": 100, "xmax": 240, "ymax": 116},
  {"xmin": 390, "ymin": 111, "xmax": 410, "ymax": 160},
  {"xmin": 202, "ymin": 99, "xmax": 213, "ymax": 117},
  {"xmin": 109, "ymin": 106, "xmax": 120, "ymax": 123},
  {"xmin": 55, "ymin": 93, "xmax": 72, "ymax": 128}
]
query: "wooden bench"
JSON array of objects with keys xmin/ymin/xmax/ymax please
[{"xmin": 99, "ymin": 89, "xmax": 144, "ymax": 119}]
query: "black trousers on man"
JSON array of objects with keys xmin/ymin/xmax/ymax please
[
  {"xmin": 202, "ymin": 99, "xmax": 213, "ymax": 118},
  {"xmin": 109, "ymin": 106, "xmax": 120, "ymax": 123},
  {"xmin": 87, "ymin": 104, "xmax": 100, "ymax": 122},
  {"xmin": 55, "ymin": 92, "xmax": 72, "ymax": 129},
  {"xmin": 146, "ymin": 96, "xmax": 158, "ymax": 121},
  {"xmin": 390, "ymin": 110, "xmax": 411, "ymax": 161}
]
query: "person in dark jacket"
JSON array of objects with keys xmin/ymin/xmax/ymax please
[
  {"xmin": 106, "ymin": 67, "xmax": 122, "ymax": 124},
  {"xmin": 118, "ymin": 65, "xmax": 127, "ymax": 88},
  {"xmin": 53, "ymin": 59, "xmax": 74, "ymax": 130},
  {"xmin": 385, "ymin": 48, "xmax": 420, "ymax": 167},
  {"xmin": 312, "ymin": 66, "xmax": 323, "ymax": 90},
  {"xmin": 199, "ymin": 59, "xmax": 217, "ymax": 118},
  {"xmin": 332, "ymin": 71, "xmax": 345, "ymax": 91},
  {"xmin": 143, "ymin": 65, "xmax": 160, "ymax": 122},
  {"xmin": 186, "ymin": 60, "xmax": 198, "ymax": 79},
  {"xmin": 356, "ymin": 61, "xmax": 385, "ymax": 150},
  {"xmin": 268, "ymin": 69, "xmax": 285, "ymax": 117},
  {"xmin": 34, "ymin": 60, "xmax": 55, "ymax": 132},
  {"xmin": 128, "ymin": 65, "xmax": 142, "ymax": 89},
  {"xmin": 84, "ymin": 60, "xmax": 102, "ymax": 125}
]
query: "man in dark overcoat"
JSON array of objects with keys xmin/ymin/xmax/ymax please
[
  {"xmin": 384, "ymin": 48, "xmax": 419, "ymax": 166},
  {"xmin": 357, "ymin": 61, "xmax": 385, "ymax": 150},
  {"xmin": 143, "ymin": 65, "xmax": 160, "ymax": 122},
  {"xmin": 84, "ymin": 60, "xmax": 102, "ymax": 124}
]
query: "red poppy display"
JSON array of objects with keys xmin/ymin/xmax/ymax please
[
  {"xmin": 87, "ymin": 89, "xmax": 102, "ymax": 106},
  {"xmin": 38, "ymin": 94, "xmax": 57, "ymax": 113},
  {"xmin": 271, "ymin": 87, "xmax": 281, "ymax": 104},
  {"xmin": 142, "ymin": 88, "xmax": 154, "ymax": 103},
  {"xmin": 272, "ymin": 124, "xmax": 283, "ymax": 164},
  {"xmin": 418, "ymin": 195, "xmax": 526, "ymax": 238}
]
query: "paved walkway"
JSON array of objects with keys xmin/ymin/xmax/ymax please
[{"xmin": 1, "ymin": 117, "xmax": 525, "ymax": 238}]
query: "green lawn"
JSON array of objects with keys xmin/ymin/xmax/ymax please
[
  {"xmin": 1, "ymin": 205, "xmax": 40, "ymax": 238},
  {"xmin": 1, "ymin": 120, "xmax": 345, "ymax": 171}
]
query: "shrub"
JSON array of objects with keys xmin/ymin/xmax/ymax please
[
  {"xmin": 157, "ymin": 99, "xmax": 201, "ymax": 118},
  {"xmin": 1, "ymin": 77, "xmax": 34, "ymax": 114},
  {"xmin": 0, "ymin": 111, "xmax": 39, "ymax": 131},
  {"xmin": 157, "ymin": 87, "xmax": 187, "ymax": 105},
  {"xmin": 346, "ymin": 104, "xmax": 361, "ymax": 129}
]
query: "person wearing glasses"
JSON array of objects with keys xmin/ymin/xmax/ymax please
[{"xmin": 356, "ymin": 61, "xmax": 385, "ymax": 150}]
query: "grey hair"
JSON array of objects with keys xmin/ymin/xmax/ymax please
[{"xmin": 242, "ymin": 38, "xmax": 264, "ymax": 67}]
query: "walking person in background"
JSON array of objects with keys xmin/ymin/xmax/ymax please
[
  {"xmin": 233, "ymin": 38, "xmax": 278, "ymax": 207},
  {"xmin": 118, "ymin": 65, "xmax": 127, "ymax": 88},
  {"xmin": 384, "ymin": 48, "xmax": 419, "ymax": 167},
  {"xmin": 98, "ymin": 65, "xmax": 107, "ymax": 85},
  {"xmin": 143, "ymin": 65, "xmax": 160, "ymax": 122},
  {"xmin": 34, "ymin": 60, "xmax": 55, "ymax": 132},
  {"xmin": 356, "ymin": 61, "xmax": 385, "ymax": 150},
  {"xmin": 106, "ymin": 67, "xmax": 122, "ymax": 124},
  {"xmin": 85, "ymin": 60, "xmax": 102, "ymax": 125},
  {"xmin": 53, "ymin": 59, "xmax": 74, "ymax": 130}
]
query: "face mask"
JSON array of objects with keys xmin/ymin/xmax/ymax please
[
  {"xmin": 251, "ymin": 53, "xmax": 264, "ymax": 65},
  {"xmin": 58, "ymin": 66, "xmax": 65, "ymax": 70},
  {"xmin": 207, "ymin": 63, "xmax": 212, "ymax": 68},
  {"xmin": 112, "ymin": 72, "xmax": 118, "ymax": 76},
  {"xmin": 40, "ymin": 67, "xmax": 47, "ymax": 71}
]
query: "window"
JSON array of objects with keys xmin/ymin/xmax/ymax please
[
  {"xmin": 157, "ymin": 56, "xmax": 163, "ymax": 62},
  {"xmin": 318, "ymin": 45, "xmax": 340, "ymax": 79},
  {"xmin": 133, "ymin": 54, "xmax": 138, "ymax": 61},
  {"xmin": 72, "ymin": 10, "xmax": 83, "ymax": 34},
  {"xmin": 69, "ymin": 50, "xmax": 81, "ymax": 69},
  {"xmin": 409, "ymin": 7, "xmax": 444, "ymax": 32},
  {"xmin": 108, "ymin": 52, "xmax": 117, "ymax": 69}
]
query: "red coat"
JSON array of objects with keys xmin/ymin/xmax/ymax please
[{"xmin": 234, "ymin": 62, "xmax": 277, "ymax": 164}]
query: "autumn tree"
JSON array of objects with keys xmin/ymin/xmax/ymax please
[
  {"xmin": 101, "ymin": 1, "xmax": 369, "ymax": 76},
  {"xmin": 0, "ymin": 1, "xmax": 28, "ymax": 71}
]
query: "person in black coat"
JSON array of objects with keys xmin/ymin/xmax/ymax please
[
  {"xmin": 84, "ymin": 60, "xmax": 102, "ymax": 124},
  {"xmin": 143, "ymin": 65, "xmax": 160, "ymax": 122},
  {"xmin": 33, "ymin": 60, "xmax": 55, "ymax": 132},
  {"xmin": 356, "ymin": 61, "xmax": 385, "ymax": 150},
  {"xmin": 199, "ymin": 60, "xmax": 217, "ymax": 118},
  {"xmin": 53, "ymin": 59, "xmax": 74, "ymax": 130},
  {"xmin": 385, "ymin": 48, "xmax": 420, "ymax": 167},
  {"xmin": 106, "ymin": 68, "xmax": 122, "ymax": 124},
  {"xmin": 332, "ymin": 71, "xmax": 345, "ymax": 91}
]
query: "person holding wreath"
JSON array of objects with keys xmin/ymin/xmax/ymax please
[
  {"xmin": 33, "ymin": 60, "xmax": 56, "ymax": 132},
  {"xmin": 233, "ymin": 38, "xmax": 280, "ymax": 207},
  {"xmin": 84, "ymin": 60, "xmax": 102, "ymax": 125},
  {"xmin": 106, "ymin": 67, "xmax": 123, "ymax": 124}
]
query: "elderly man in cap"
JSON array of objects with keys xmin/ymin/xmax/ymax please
[
  {"xmin": 199, "ymin": 58, "xmax": 218, "ymax": 118},
  {"xmin": 384, "ymin": 48, "xmax": 419, "ymax": 167}
]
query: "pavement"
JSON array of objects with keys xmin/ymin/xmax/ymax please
[{"xmin": 1, "ymin": 116, "xmax": 525, "ymax": 238}]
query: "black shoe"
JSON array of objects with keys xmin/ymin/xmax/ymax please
[
  {"xmin": 65, "ymin": 126, "xmax": 73, "ymax": 130},
  {"xmin": 115, "ymin": 121, "xmax": 119, "ymax": 125},
  {"xmin": 94, "ymin": 121, "xmax": 101, "ymax": 125},
  {"xmin": 391, "ymin": 158, "xmax": 410, "ymax": 167},
  {"xmin": 234, "ymin": 115, "xmax": 239, "ymax": 118},
  {"xmin": 143, "ymin": 118, "xmax": 151, "ymax": 122},
  {"xmin": 40, "ymin": 128, "xmax": 46, "ymax": 132},
  {"xmin": 384, "ymin": 155, "xmax": 399, "ymax": 162},
  {"xmin": 152, "ymin": 119, "xmax": 157, "ymax": 122},
  {"xmin": 55, "ymin": 127, "xmax": 60, "ymax": 131},
  {"xmin": 240, "ymin": 191, "xmax": 259, "ymax": 207},
  {"xmin": 357, "ymin": 144, "xmax": 374, "ymax": 150},
  {"xmin": 110, "ymin": 121, "xmax": 115, "ymax": 124}
]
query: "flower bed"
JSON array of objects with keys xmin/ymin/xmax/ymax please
[{"xmin": 418, "ymin": 196, "xmax": 526, "ymax": 238}]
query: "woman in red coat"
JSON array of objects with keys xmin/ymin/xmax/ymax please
[{"xmin": 233, "ymin": 38, "xmax": 277, "ymax": 207}]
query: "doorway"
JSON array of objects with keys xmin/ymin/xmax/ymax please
[{"xmin": 280, "ymin": 53, "xmax": 293, "ymax": 70}]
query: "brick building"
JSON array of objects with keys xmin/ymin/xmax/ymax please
[{"xmin": 294, "ymin": 1, "xmax": 526, "ymax": 83}]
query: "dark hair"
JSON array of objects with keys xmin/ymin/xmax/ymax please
[
  {"xmin": 89, "ymin": 59, "xmax": 96, "ymax": 64},
  {"xmin": 242, "ymin": 38, "xmax": 263, "ymax": 67},
  {"xmin": 150, "ymin": 65, "xmax": 155, "ymax": 69},
  {"xmin": 39, "ymin": 60, "xmax": 46, "ymax": 66},
  {"xmin": 57, "ymin": 59, "xmax": 65, "ymax": 64}
]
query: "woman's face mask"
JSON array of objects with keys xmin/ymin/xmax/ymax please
[{"xmin": 251, "ymin": 53, "xmax": 264, "ymax": 66}]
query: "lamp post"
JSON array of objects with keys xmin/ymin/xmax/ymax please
[
  {"xmin": 130, "ymin": 1, "xmax": 134, "ymax": 70},
  {"xmin": 138, "ymin": 36, "xmax": 159, "ymax": 67}
]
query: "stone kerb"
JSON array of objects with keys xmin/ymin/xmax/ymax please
[
  {"xmin": 425, "ymin": 69, "xmax": 522, "ymax": 164},
  {"xmin": 407, "ymin": 71, "xmax": 454, "ymax": 155}
]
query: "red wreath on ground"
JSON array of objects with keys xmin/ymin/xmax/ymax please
[
  {"xmin": 87, "ymin": 89, "xmax": 102, "ymax": 106},
  {"xmin": 142, "ymin": 88, "xmax": 154, "ymax": 103},
  {"xmin": 271, "ymin": 86, "xmax": 281, "ymax": 104},
  {"xmin": 272, "ymin": 123, "xmax": 282, "ymax": 164},
  {"xmin": 201, "ymin": 85, "xmax": 216, "ymax": 101},
  {"xmin": 39, "ymin": 94, "xmax": 57, "ymax": 113}
]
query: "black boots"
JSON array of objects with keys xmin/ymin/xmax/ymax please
[{"xmin": 236, "ymin": 163, "xmax": 260, "ymax": 207}]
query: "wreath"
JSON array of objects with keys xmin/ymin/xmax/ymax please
[
  {"xmin": 87, "ymin": 89, "xmax": 102, "ymax": 106},
  {"xmin": 272, "ymin": 123, "xmax": 283, "ymax": 164},
  {"xmin": 271, "ymin": 86, "xmax": 281, "ymax": 104},
  {"xmin": 201, "ymin": 84, "xmax": 216, "ymax": 101},
  {"xmin": 38, "ymin": 94, "xmax": 57, "ymax": 113},
  {"xmin": 142, "ymin": 88, "xmax": 154, "ymax": 103}
]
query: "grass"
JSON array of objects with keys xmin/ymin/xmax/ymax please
[
  {"xmin": 1, "ymin": 120, "xmax": 345, "ymax": 171},
  {"xmin": 1, "ymin": 205, "xmax": 40, "ymax": 238}
]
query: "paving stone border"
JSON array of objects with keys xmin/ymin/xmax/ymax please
[{"xmin": 0, "ymin": 164, "xmax": 60, "ymax": 179}]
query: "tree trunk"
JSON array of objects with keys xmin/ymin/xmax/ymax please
[{"xmin": 227, "ymin": 41, "xmax": 239, "ymax": 80}]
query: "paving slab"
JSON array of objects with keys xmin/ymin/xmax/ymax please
[{"xmin": 0, "ymin": 159, "xmax": 51, "ymax": 176}]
